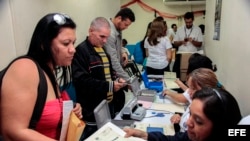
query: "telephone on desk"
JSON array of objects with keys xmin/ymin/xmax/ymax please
[{"xmin": 121, "ymin": 98, "xmax": 146, "ymax": 121}]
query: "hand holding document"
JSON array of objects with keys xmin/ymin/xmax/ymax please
[
  {"xmin": 66, "ymin": 111, "xmax": 85, "ymax": 141},
  {"xmin": 59, "ymin": 100, "xmax": 85, "ymax": 141},
  {"xmin": 85, "ymin": 122, "xmax": 146, "ymax": 141}
]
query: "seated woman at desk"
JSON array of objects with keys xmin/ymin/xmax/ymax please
[
  {"xmin": 163, "ymin": 53, "xmax": 217, "ymax": 104},
  {"xmin": 169, "ymin": 68, "xmax": 224, "ymax": 132},
  {"xmin": 124, "ymin": 87, "xmax": 242, "ymax": 141}
]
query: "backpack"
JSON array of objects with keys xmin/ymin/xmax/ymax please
[{"xmin": 0, "ymin": 56, "xmax": 47, "ymax": 129}]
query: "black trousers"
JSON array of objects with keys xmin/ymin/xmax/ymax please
[
  {"xmin": 173, "ymin": 54, "xmax": 181, "ymax": 78},
  {"xmin": 113, "ymin": 89, "xmax": 125, "ymax": 115},
  {"xmin": 146, "ymin": 65, "xmax": 170, "ymax": 76}
]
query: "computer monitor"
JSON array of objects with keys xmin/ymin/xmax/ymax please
[
  {"xmin": 94, "ymin": 99, "xmax": 135, "ymax": 129},
  {"xmin": 94, "ymin": 100, "xmax": 111, "ymax": 129}
]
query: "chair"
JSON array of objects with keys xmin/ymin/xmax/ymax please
[
  {"xmin": 125, "ymin": 44, "xmax": 136, "ymax": 59},
  {"xmin": 141, "ymin": 71, "xmax": 163, "ymax": 92},
  {"xmin": 133, "ymin": 41, "xmax": 144, "ymax": 65}
]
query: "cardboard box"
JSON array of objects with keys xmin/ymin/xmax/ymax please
[
  {"xmin": 179, "ymin": 53, "xmax": 192, "ymax": 81},
  {"xmin": 180, "ymin": 53, "xmax": 192, "ymax": 69},
  {"xmin": 180, "ymin": 69, "xmax": 187, "ymax": 82}
]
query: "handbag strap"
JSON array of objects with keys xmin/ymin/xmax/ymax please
[{"xmin": 0, "ymin": 56, "xmax": 47, "ymax": 129}]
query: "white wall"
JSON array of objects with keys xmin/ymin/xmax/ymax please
[
  {"xmin": 0, "ymin": 0, "xmax": 16, "ymax": 69},
  {"xmin": 121, "ymin": 0, "xmax": 205, "ymax": 44},
  {"xmin": 205, "ymin": 0, "xmax": 250, "ymax": 116},
  {"xmin": 0, "ymin": 0, "xmax": 120, "ymax": 69}
]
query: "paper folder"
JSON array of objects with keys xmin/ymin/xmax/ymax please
[{"xmin": 66, "ymin": 111, "xmax": 85, "ymax": 141}]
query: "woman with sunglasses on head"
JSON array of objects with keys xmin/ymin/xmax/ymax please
[
  {"xmin": 124, "ymin": 87, "xmax": 242, "ymax": 141},
  {"xmin": 0, "ymin": 13, "xmax": 82, "ymax": 140}
]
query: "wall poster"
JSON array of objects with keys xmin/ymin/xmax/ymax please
[{"xmin": 213, "ymin": 0, "xmax": 222, "ymax": 40}]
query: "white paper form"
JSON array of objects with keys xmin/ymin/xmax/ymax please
[
  {"xmin": 164, "ymin": 79, "xmax": 180, "ymax": 89},
  {"xmin": 59, "ymin": 100, "xmax": 73, "ymax": 141},
  {"xmin": 164, "ymin": 72, "xmax": 176, "ymax": 79},
  {"xmin": 164, "ymin": 72, "xmax": 180, "ymax": 89},
  {"xmin": 85, "ymin": 122, "xmax": 146, "ymax": 141},
  {"xmin": 151, "ymin": 103, "xmax": 184, "ymax": 114}
]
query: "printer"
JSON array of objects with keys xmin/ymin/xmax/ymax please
[{"xmin": 120, "ymin": 97, "xmax": 146, "ymax": 121}]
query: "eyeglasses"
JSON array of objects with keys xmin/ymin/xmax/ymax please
[{"xmin": 53, "ymin": 13, "xmax": 70, "ymax": 25}]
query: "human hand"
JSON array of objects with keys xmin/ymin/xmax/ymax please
[
  {"xmin": 188, "ymin": 37, "xmax": 193, "ymax": 42},
  {"xmin": 122, "ymin": 52, "xmax": 128, "ymax": 66},
  {"xmin": 72, "ymin": 103, "xmax": 83, "ymax": 119},
  {"xmin": 114, "ymin": 78, "xmax": 127, "ymax": 92},
  {"xmin": 175, "ymin": 78, "xmax": 188, "ymax": 90},
  {"xmin": 162, "ymin": 89, "xmax": 172, "ymax": 97},
  {"xmin": 170, "ymin": 114, "xmax": 181, "ymax": 124},
  {"xmin": 123, "ymin": 128, "xmax": 148, "ymax": 140},
  {"xmin": 175, "ymin": 78, "xmax": 183, "ymax": 87},
  {"xmin": 117, "ymin": 77, "xmax": 126, "ymax": 83}
]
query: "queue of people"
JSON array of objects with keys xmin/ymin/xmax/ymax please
[
  {"xmin": 0, "ymin": 8, "xmax": 136, "ymax": 141},
  {"xmin": 0, "ymin": 9, "xmax": 247, "ymax": 141}
]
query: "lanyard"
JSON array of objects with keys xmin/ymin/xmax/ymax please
[{"xmin": 184, "ymin": 26, "xmax": 193, "ymax": 39}]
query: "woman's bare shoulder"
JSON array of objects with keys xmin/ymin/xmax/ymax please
[
  {"xmin": 8, "ymin": 58, "xmax": 39, "ymax": 73},
  {"xmin": 3, "ymin": 58, "xmax": 40, "ymax": 87}
]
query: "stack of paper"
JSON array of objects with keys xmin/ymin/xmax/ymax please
[
  {"xmin": 164, "ymin": 72, "xmax": 176, "ymax": 79},
  {"xmin": 164, "ymin": 72, "xmax": 179, "ymax": 89}
]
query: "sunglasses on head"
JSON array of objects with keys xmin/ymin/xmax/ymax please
[{"xmin": 53, "ymin": 13, "xmax": 70, "ymax": 25}]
